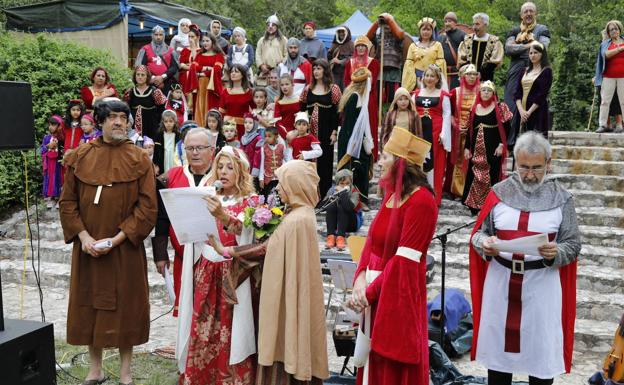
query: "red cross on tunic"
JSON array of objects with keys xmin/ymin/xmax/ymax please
[{"xmin": 496, "ymin": 211, "xmax": 556, "ymax": 353}]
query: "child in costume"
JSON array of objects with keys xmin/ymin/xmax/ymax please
[
  {"xmin": 258, "ymin": 126, "xmax": 291, "ymax": 197},
  {"xmin": 240, "ymin": 112, "xmax": 263, "ymax": 182},
  {"xmin": 64, "ymin": 99, "xmax": 84, "ymax": 152},
  {"xmin": 41, "ymin": 115, "xmax": 64, "ymax": 208},
  {"xmin": 165, "ymin": 83, "xmax": 188, "ymax": 126},
  {"xmin": 205, "ymin": 109, "xmax": 226, "ymax": 155},
  {"xmin": 79, "ymin": 113, "xmax": 100, "ymax": 144},
  {"xmin": 273, "ymin": 74, "xmax": 300, "ymax": 139},
  {"xmin": 288, "ymin": 111, "xmax": 322, "ymax": 161},
  {"xmin": 382, "ymin": 87, "xmax": 423, "ymax": 146},
  {"xmin": 223, "ymin": 117, "xmax": 240, "ymax": 148},
  {"xmin": 153, "ymin": 109, "xmax": 181, "ymax": 175}
]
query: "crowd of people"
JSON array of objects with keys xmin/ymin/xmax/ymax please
[{"xmin": 40, "ymin": 1, "xmax": 603, "ymax": 384}]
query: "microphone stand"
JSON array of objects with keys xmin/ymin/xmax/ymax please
[{"xmin": 431, "ymin": 219, "xmax": 476, "ymax": 347}]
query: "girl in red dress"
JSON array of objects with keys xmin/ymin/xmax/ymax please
[
  {"xmin": 220, "ymin": 64, "xmax": 254, "ymax": 140},
  {"xmin": 343, "ymin": 35, "xmax": 381, "ymax": 161},
  {"xmin": 194, "ymin": 33, "xmax": 225, "ymax": 127},
  {"xmin": 273, "ymin": 74, "xmax": 300, "ymax": 139},
  {"xmin": 348, "ymin": 127, "xmax": 437, "ymax": 385},
  {"xmin": 178, "ymin": 25, "xmax": 202, "ymax": 97},
  {"xmin": 182, "ymin": 147, "xmax": 258, "ymax": 385},
  {"xmin": 412, "ymin": 64, "xmax": 451, "ymax": 206}
]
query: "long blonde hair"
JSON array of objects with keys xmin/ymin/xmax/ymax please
[
  {"xmin": 339, "ymin": 80, "xmax": 367, "ymax": 112},
  {"xmin": 207, "ymin": 150, "xmax": 255, "ymax": 198}
]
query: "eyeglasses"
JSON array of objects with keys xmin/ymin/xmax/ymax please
[
  {"xmin": 185, "ymin": 145, "xmax": 211, "ymax": 153},
  {"xmin": 517, "ymin": 165, "xmax": 546, "ymax": 174}
]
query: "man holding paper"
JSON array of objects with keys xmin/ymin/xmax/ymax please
[{"xmin": 469, "ymin": 131, "xmax": 581, "ymax": 385}]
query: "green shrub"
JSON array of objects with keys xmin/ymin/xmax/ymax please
[{"xmin": 0, "ymin": 33, "xmax": 132, "ymax": 211}]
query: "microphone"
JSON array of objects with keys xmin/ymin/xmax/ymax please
[{"xmin": 212, "ymin": 180, "xmax": 223, "ymax": 194}]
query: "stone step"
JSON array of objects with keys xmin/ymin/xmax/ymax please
[
  {"xmin": 549, "ymin": 131, "xmax": 624, "ymax": 148},
  {"xmin": 552, "ymin": 173, "xmax": 624, "ymax": 193},
  {"xmin": 552, "ymin": 145, "xmax": 624, "ymax": 162},
  {"xmin": 426, "ymin": 272, "xmax": 619, "ymax": 350},
  {"xmin": 566, "ymin": 189, "xmax": 624, "ymax": 208},
  {"xmin": 0, "ymin": 259, "xmax": 170, "ymax": 301},
  {"xmin": 550, "ymin": 158, "xmax": 624, "ymax": 177}
]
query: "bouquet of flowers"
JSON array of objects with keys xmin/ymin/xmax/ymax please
[{"xmin": 243, "ymin": 193, "xmax": 285, "ymax": 241}]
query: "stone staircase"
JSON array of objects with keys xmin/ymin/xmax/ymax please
[{"xmin": 0, "ymin": 131, "xmax": 622, "ymax": 376}]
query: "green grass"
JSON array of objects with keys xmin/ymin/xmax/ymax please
[{"xmin": 55, "ymin": 340, "xmax": 179, "ymax": 385}]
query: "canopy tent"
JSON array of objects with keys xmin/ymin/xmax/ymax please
[
  {"xmin": 4, "ymin": 0, "xmax": 232, "ymax": 64},
  {"xmin": 316, "ymin": 10, "xmax": 372, "ymax": 50}
]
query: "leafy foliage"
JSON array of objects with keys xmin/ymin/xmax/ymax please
[{"xmin": 0, "ymin": 33, "xmax": 131, "ymax": 210}]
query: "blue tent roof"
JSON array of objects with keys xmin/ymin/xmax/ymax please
[{"xmin": 316, "ymin": 10, "xmax": 372, "ymax": 50}]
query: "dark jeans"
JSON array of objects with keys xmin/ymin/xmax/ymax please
[
  {"xmin": 488, "ymin": 370, "xmax": 553, "ymax": 385},
  {"xmin": 325, "ymin": 193, "xmax": 358, "ymax": 237}
]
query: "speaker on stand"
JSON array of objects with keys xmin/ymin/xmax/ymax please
[{"xmin": 0, "ymin": 80, "xmax": 56, "ymax": 384}]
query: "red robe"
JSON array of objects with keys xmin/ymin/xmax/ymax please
[
  {"xmin": 273, "ymin": 97, "xmax": 300, "ymax": 139},
  {"xmin": 355, "ymin": 188, "xmax": 437, "ymax": 385},
  {"xmin": 63, "ymin": 123, "xmax": 83, "ymax": 151},
  {"xmin": 344, "ymin": 57, "xmax": 381, "ymax": 161},
  {"xmin": 290, "ymin": 133, "xmax": 320, "ymax": 160},
  {"xmin": 194, "ymin": 53, "xmax": 224, "ymax": 127},
  {"xmin": 80, "ymin": 84, "xmax": 119, "ymax": 111},
  {"xmin": 468, "ymin": 191, "xmax": 577, "ymax": 373},
  {"xmin": 219, "ymin": 88, "xmax": 254, "ymax": 139},
  {"xmin": 165, "ymin": 166, "xmax": 211, "ymax": 316}
]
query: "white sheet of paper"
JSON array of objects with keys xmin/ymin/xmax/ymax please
[
  {"xmin": 159, "ymin": 186, "xmax": 219, "ymax": 244},
  {"xmin": 164, "ymin": 266, "xmax": 176, "ymax": 304},
  {"xmin": 492, "ymin": 233, "xmax": 549, "ymax": 256}
]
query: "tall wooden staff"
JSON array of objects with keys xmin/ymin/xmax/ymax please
[{"xmin": 378, "ymin": 22, "xmax": 385, "ymax": 140}]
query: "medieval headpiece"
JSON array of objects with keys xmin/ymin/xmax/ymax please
[
  {"xmin": 142, "ymin": 135, "xmax": 155, "ymax": 147},
  {"xmin": 480, "ymin": 80, "xmax": 496, "ymax": 92},
  {"xmin": 384, "ymin": 126, "xmax": 431, "ymax": 167},
  {"xmin": 459, "ymin": 64, "xmax": 478, "ymax": 76},
  {"xmin": 233, "ymin": 26, "xmax": 247, "ymax": 38},
  {"xmin": 353, "ymin": 35, "xmax": 372, "ymax": 50},
  {"xmin": 162, "ymin": 109, "xmax": 178, "ymax": 120},
  {"xmin": 266, "ymin": 14, "xmax": 280, "ymax": 26},
  {"xmin": 219, "ymin": 145, "xmax": 250, "ymax": 170},
  {"xmin": 287, "ymin": 37, "xmax": 300, "ymax": 47},
  {"xmin": 152, "ymin": 25, "xmax": 165, "ymax": 34},
  {"xmin": 303, "ymin": 21, "xmax": 317, "ymax": 29},
  {"xmin": 223, "ymin": 117, "xmax": 237, "ymax": 130},
  {"xmin": 417, "ymin": 17, "xmax": 437, "ymax": 30},
  {"xmin": 170, "ymin": 83, "xmax": 183, "ymax": 92},
  {"xmin": 294, "ymin": 111, "xmax": 309, "ymax": 124}
]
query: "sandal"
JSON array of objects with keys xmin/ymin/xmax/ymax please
[{"xmin": 81, "ymin": 376, "xmax": 108, "ymax": 385}]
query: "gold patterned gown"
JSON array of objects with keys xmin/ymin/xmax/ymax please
[{"xmin": 450, "ymin": 87, "xmax": 477, "ymax": 196}]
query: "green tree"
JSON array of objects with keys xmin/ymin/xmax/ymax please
[{"xmin": 0, "ymin": 33, "xmax": 131, "ymax": 211}]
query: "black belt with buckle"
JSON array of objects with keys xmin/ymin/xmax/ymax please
[{"xmin": 494, "ymin": 255, "xmax": 546, "ymax": 274}]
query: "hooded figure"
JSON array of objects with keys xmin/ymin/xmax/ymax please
[
  {"xmin": 256, "ymin": 160, "xmax": 329, "ymax": 384},
  {"xmin": 135, "ymin": 25, "xmax": 179, "ymax": 94},
  {"xmin": 277, "ymin": 38, "xmax": 312, "ymax": 97},
  {"xmin": 210, "ymin": 19, "xmax": 231, "ymax": 53},
  {"xmin": 328, "ymin": 26, "xmax": 354, "ymax": 89},
  {"xmin": 170, "ymin": 18, "xmax": 192, "ymax": 53}
]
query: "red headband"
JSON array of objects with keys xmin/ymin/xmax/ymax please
[{"xmin": 303, "ymin": 21, "xmax": 316, "ymax": 29}]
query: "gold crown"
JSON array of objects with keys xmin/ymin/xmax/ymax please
[
  {"xmin": 384, "ymin": 126, "xmax": 431, "ymax": 167},
  {"xmin": 417, "ymin": 17, "xmax": 437, "ymax": 30},
  {"xmin": 460, "ymin": 64, "xmax": 478, "ymax": 76}
]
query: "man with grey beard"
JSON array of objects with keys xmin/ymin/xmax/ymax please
[
  {"xmin": 467, "ymin": 131, "xmax": 580, "ymax": 385},
  {"xmin": 60, "ymin": 98, "xmax": 157, "ymax": 385}
]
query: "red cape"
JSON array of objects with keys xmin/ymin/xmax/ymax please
[{"xmin": 468, "ymin": 190, "xmax": 577, "ymax": 373}]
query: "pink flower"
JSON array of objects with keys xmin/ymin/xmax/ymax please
[{"xmin": 252, "ymin": 207, "xmax": 273, "ymax": 227}]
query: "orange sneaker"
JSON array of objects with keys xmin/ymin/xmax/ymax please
[
  {"xmin": 336, "ymin": 236, "xmax": 347, "ymax": 250},
  {"xmin": 325, "ymin": 234, "xmax": 336, "ymax": 249}
]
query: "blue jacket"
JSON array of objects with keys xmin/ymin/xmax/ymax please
[{"xmin": 595, "ymin": 38, "xmax": 622, "ymax": 87}]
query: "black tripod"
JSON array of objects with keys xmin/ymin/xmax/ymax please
[
  {"xmin": 315, "ymin": 189, "xmax": 349, "ymax": 215},
  {"xmin": 432, "ymin": 219, "xmax": 476, "ymax": 347}
]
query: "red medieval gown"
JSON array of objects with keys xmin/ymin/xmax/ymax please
[
  {"xmin": 413, "ymin": 89, "xmax": 450, "ymax": 206},
  {"xmin": 180, "ymin": 49, "xmax": 224, "ymax": 127},
  {"xmin": 182, "ymin": 194, "xmax": 259, "ymax": 385},
  {"xmin": 355, "ymin": 187, "xmax": 437, "ymax": 385},
  {"xmin": 273, "ymin": 96, "xmax": 301, "ymax": 140},
  {"xmin": 80, "ymin": 84, "xmax": 119, "ymax": 111},
  {"xmin": 344, "ymin": 57, "xmax": 381, "ymax": 161},
  {"xmin": 219, "ymin": 88, "xmax": 254, "ymax": 139}
]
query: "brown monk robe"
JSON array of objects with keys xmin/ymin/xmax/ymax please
[{"xmin": 60, "ymin": 137, "xmax": 157, "ymax": 348}]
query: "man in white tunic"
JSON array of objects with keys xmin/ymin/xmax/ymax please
[
  {"xmin": 277, "ymin": 38, "xmax": 312, "ymax": 97},
  {"xmin": 469, "ymin": 131, "xmax": 580, "ymax": 385}
]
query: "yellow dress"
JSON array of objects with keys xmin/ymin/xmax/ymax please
[{"xmin": 402, "ymin": 41, "xmax": 447, "ymax": 91}]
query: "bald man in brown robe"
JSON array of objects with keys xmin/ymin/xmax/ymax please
[{"xmin": 60, "ymin": 99, "xmax": 157, "ymax": 385}]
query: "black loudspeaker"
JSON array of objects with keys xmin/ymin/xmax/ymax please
[
  {"xmin": 0, "ymin": 81, "xmax": 36, "ymax": 150},
  {"xmin": 0, "ymin": 319, "xmax": 55, "ymax": 384}
]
